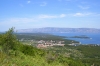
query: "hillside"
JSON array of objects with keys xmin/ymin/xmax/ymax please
[
  {"xmin": 0, "ymin": 28, "xmax": 84, "ymax": 66},
  {"xmin": 0, "ymin": 28, "xmax": 100, "ymax": 66}
]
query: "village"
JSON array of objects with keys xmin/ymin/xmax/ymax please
[
  {"xmin": 19, "ymin": 38, "xmax": 100, "ymax": 49},
  {"xmin": 37, "ymin": 40, "xmax": 65, "ymax": 48},
  {"xmin": 20, "ymin": 39, "xmax": 65, "ymax": 48}
]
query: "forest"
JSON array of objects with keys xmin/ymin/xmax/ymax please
[{"xmin": 0, "ymin": 28, "xmax": 100, "ymax": 66}]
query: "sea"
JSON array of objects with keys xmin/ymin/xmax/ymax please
[{"xmin": 50, "ymin": 33, "xmax": 100, "ymax": 45}]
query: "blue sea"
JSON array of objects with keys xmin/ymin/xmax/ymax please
[{"xmin": 50, "ymin": 33, "xmax": 100, "ymax": 44}]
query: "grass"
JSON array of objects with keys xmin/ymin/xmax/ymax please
[{"xmin": 0, "ymin": 50, "xmax": 70, "ymax": 66}]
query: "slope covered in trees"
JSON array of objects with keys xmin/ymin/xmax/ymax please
[{"xmin": 0, "ymin": 28, "xmax": 100, "ymax": 66}]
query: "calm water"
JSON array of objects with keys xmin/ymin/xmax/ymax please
[{"xmin": 50, "ymin": 33, "xmax": 100, "ymax": 44}]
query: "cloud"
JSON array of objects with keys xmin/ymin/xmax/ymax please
[
  {"xmin": 9, "ymin": 18, "xmax": 36, "ymax": 23},
  {"xmin": 0, "ymin": 14, "xmax": 67, "ymax": 31},
  {"xmin": 0, "ymin": 17, "xmax": 38, "ymax": 31},
  {"xmin": 73, "ymin": 13, "xmax": 84, "ymax": 16},
  {"xmin": 60, "ymin": 14, "xmax": 66, "ymax": 18},
  {"xmin": 27, "ymin": 1, "xmax": 31, "ymax": 4},
  {"xmin": 38, "ymin": 14, "xmax": 66, "ymax": 19},
  {"xmin": 0, "ymin": 17, "xmax": 37, "ymax": 26},
  {"xmin": 40, "ymin": 2, "xmax": 47, "ymax": 6},
  {"xmin": 78, "ymin": 5, "xmax": 90, "ymax": 9},
  {"xmin": 1, "ymin": 14, "xmax": 66, "ymax": 24},
  {"xmin": 73, "ymin": 12, "xmax": 92, "ymax": 17}
]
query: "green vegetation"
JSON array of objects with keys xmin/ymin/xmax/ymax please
[
  {"xmin": 69, "ymin": 35, "xmax": 90, "ymax": 39},
  {"xmin": 64, "ymin": 45, "xmax": 100, "ymax": 66},
  {"xmin": 0, "ymin": 28, "xmax": 100, "ymax": 66},
  {"xmin": 16, "ymin": 33, "xmax": 79, "ymax": 44}
]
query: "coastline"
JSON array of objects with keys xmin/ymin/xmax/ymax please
[{"xmin": 50, "ymin": 33, "xmax": 100, "ymax": 45}]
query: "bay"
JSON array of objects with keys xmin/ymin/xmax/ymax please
[{"xmin": 50, "ymin": 33, "xmax": 100, "ymax": 44}]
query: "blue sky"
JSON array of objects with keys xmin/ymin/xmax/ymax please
[{"xmin": 0, "ymin": 0, "xmax": 100, "ymax": 31}]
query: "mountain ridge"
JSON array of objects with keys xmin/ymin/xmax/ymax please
[{"xmin": 17, "ymin": 27, "xmax": 100, "ymax": 33}]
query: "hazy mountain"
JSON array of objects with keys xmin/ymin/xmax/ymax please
[{"xmin": 17, "ymin": 27, "xmax": 100, "ymax": 33}]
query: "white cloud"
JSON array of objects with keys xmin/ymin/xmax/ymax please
[
  {"xmin": 1, "ymin": 14, "xmax": 63, "ymax": 25},
  {"xmin": 27, "ymin": 1, "xmax": 31, "ymax": 4},
  {"xmin": 9, "ymin": 18, "xmax": 36, "ymax": 23},
  {"xmin": 0, "ymin": 17, "xmax": 38, "ymax": 31},
  {"xmin": 78, "ymin": 5, "xmax": 90, "ymax": 9},
  {"xmin": 74, "ymin": 13, "xmax": 84, "ymax": 16},
  {"xmin": 60, "ymin": 14, "xmax": 66, "ymax": 18},
  {"xmin": 0, "ymin": 14, "xmax": 67, "ymax": 31},
  {"xmin": 73, "ymin": 12, "xmax": 92, "ymax": 16},
  {"xmin": 38, "ymin": 14, "xmax": 66, "ymax": 19},
  {"xmin": 40, "ymin": 2, "xmax": 47, "ymax": 6},
  {"xmin": 0, "ymin": 17, "xmax": 37, "ymax": 26}
]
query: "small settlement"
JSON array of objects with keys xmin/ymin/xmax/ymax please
[
  {"xmin": 20, "ymin": 39, "xmax": 100, "ymax": 49},
  {"xmin": 37, "ymin": 40, "xmax": 65, "ymax": 48},
  {"xmin": 19, "ymin": 39, "xmax": 65, "ymax": 48}
]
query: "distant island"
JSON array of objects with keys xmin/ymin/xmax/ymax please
[
  {"xmin": 69, "ymin": 35, "xmax": 91, "ymax": 39},
  {"xmin": 17, "ymin": 27, "xmax": 100, "ymax": 33}
]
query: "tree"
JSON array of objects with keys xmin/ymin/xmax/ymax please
[{"xmin": 1, "ymin": 27, "xmax": 19, "ymax": 54}]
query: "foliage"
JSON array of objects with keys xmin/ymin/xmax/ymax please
[
  {"xmin": 65, "ymin": 45, "xmax": 100, "ymax": 65},
  {"xmin": 0, "ymin": 28, "xmax": 20, "ymax": 54},
  {"xmin": 0, "ymin": 28, "xmax": 100, "ymax": 66},
  {"xmin": 16, "ymin": 33, "xmax": 78, "ymax": 44}
]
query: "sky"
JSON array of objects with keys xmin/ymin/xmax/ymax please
[{"xmin": 0, "ymin": 0, "xmax": 100, "ymax": 31}]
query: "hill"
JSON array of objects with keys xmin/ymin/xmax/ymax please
[{"xmin": 0, "ymin": 27, "xmax": 100, "ymax": 66}]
